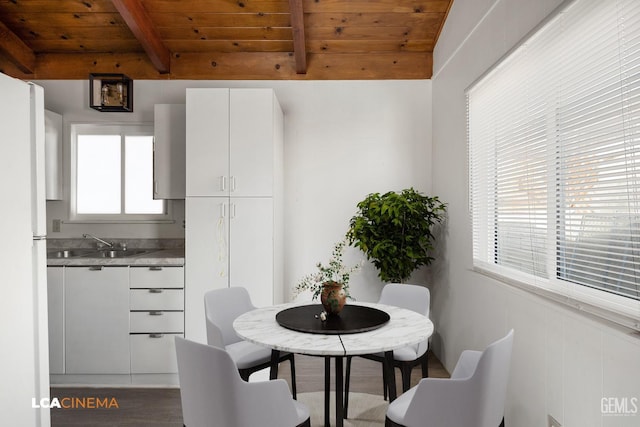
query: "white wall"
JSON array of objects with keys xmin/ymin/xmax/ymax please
[
  {"xmin": 36, "ymin": 79, "xmax": 432, "ymax": 302},
  {"xmin": 431, "ymin": 1, "xmax": 640, "ymax": 426}
]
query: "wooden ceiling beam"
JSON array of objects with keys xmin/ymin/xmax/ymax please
[
  {"xmin": 0, "ymin": 51, "xmax": 431, "ymax": 80},
  {"xmin": 0, "ymin": 20, "xmax": 35, "ymax": 74},
  {"xmin": 110, "ymin": 0, "xmax": 170, "ymax": 73},
  {"xmin": 288, "ymin": 0, "xmax": 306, "ymax": 74},
  {"xmin": 173, "ymin": 52, "xmax": 431, "ymax": 79}
]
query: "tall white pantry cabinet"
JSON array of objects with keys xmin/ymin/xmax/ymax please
[{"xmin": 185, "ymin": 88, "xmax": 284, "ymax": 343}]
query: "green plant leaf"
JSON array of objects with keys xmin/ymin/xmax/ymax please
[{"xmin": 347, "ymin": 188, "xmax": 447, "ymax": 283}]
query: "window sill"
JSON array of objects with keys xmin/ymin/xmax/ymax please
[{"xmin": 472, "ymin": 265, "xmax": 640, "ymax": 333}]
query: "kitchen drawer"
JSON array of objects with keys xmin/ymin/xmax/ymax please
[
  {"xmin": 130, "ymin": 333, "xmax": 182, "ymax": 374},
  {"xmin": 130, "ymin": 311, "xmax": 184, "ymax": 333},
  {"xmin": 130, "ymin": 266, "xmax": 184, "ymax": 289},
  {"xmin": 130, "ymin": 289, "xmax": 184, "ymax": 311}
]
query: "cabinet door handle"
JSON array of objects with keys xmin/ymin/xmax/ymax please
[
  {"xmin": 220, "ymin": 202, "xmax": 226, "ymax": 218},
  {"xmin": 220, "ymin": 175, "xmax": 227, "ymax": 191},
  {"xmin": 149, "ymin": 288, "xmax": 163, "ymax": 294},
  {"xmin": 149, "ymin": 333, "xmax": 164, "ymax": 338},
  {"xmin": 154, "ymin": 180, "xmax": 158, "ymax": 195},
  {"xmin": 89, "ymin": 266, "xmax": 103, "ymax": 271},
  {"xmin": 149, "ymin": 311, "xmax": 163, "ymax": 316},
  {"xmin": 149, "ymin": 266, "xmax": 163, "ymax": 271},
  {"xmin": 230, "ymin": 203, "xmax": 236, "ymax": 219},
  {"xmin": 230, "ymin": 176, "xmax": 236, "ymax": 192}
]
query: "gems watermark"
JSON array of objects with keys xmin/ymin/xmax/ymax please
[
  {"xmin": 32, "ymin": 397, "xmax": 119, "ymax": 409},
  {"xmin": 601, "ymin": 397, "xmax": 638, "ymax": 416}
]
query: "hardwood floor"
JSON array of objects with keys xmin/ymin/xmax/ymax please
[{"xmin": 51, "ymin": 352, "xmax": 449, "ymax": 426}]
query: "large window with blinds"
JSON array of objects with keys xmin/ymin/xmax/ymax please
[{"xmin": 468, "ymin": 0, "xmax": 640, "ymax": 323}]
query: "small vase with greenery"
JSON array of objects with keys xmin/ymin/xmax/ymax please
[
  {"xmin": 294, "ymin": 239, "xmax": 362, "ymax": 315},
  {"xmin": 347, "ymin": 188, "xmax": 447, "ymax": 283}
]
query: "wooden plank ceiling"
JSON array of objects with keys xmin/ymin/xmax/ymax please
[{"xmin": 0, "ymin": 0, "xmax": 452, "ymax": 80}]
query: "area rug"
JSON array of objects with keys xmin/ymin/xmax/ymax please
[{"xmin": 297, "ymin": 392, "xmax": 388, "ymax": 427}]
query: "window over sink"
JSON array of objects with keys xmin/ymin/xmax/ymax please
[{"xmin": 71, "ymin": 124, "xmax": 168, "ymax": 221}]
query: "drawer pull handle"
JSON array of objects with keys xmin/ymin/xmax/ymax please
[
  {"xmin": 149, "ymin": 266, "xmax": 163, "ymax": 271},
  {"xmin": 149, "ymin": 311, "xmax": 163, "ymax": 316},
  {"xmin": 149, "ymin": 333, "xmax": 164, "ymax": 338},
  {"xmin": 149, "ymin": 289, "xmax": 163, "ymax": 294},
  {"xmin": 89, "ymin": 266, "xmax": 103, "ymax": 271}
]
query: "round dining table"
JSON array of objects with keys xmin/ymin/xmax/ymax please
[{"xmin": 234, "ymin": 301, "xmax": 434, "ymax": 427}]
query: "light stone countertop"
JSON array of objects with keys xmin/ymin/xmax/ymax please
[
  {"xmin": 47, "ymin": 238, "xmax": 184, "ymax": 266},
  {"xmin": 46, "ymin": 248, "xmax": 185, "ymax": 266}
]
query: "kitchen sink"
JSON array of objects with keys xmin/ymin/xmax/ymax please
[
  {"xmin": 48, "ymin": 249, "xmax": 95, "ymax": 258},
  {"xmin": 48, "ymin": 248, "xmax": 155, "ymax": 259},
  {"xmin": 91, "ymin": 249, "xmax": 150, "ymax": 258}
]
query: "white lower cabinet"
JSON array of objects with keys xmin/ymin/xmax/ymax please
[
  {"xmin": 130, "ymin": 311, "xmax": 184, "ymax": 333},
  {"xmin": 49, "ymin": 264, "xmax": 184, "ymax": 381},
  {"xmin": 130, "ymin": 289, "xmax": 184, "ymax": 310},
  {"xmin": 130, "ymin": 333, "xmax": 181, "ymax": 374},
  {"xmin": 130, "ymin": 265, "xmax": 184, "ymax": 288},
  {"xmin": 64, "ymin": 266, "xmax": 130, "ymax": 374},
  {"xmin": 129, "ymin": 266, "xmax": 184, "ymax": 374}
]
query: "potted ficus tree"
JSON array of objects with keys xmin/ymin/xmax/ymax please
[{"xmin": 347, "ymin": 188, "xmax": 447, "ymax": 283}]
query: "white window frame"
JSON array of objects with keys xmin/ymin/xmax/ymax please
[
  {"xmin": 467, "ymin": 0, "xmax": 640, "ymax": 330},
  {"xmin": 70, "ymin": 123, "xmax": 171, "ymax": 223}
]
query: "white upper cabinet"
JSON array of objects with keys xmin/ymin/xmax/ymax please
[
  {"xmin": 44, "ymin": 109, "xmax": 63, "ymax": 200},
  {"xmin": 229, "ymin": 89, "xmax": 277, "ymax": 197},
  {"xmin": 186, "ymin": 88, "xmax": 229, "ymax": 197},
  {"xmin": 153, "ymin": 104, "xmax": 186, "ymax": 199},
  {"xmin": 185, "ymin": 88, "xmax": 280, "ymax": 197}
]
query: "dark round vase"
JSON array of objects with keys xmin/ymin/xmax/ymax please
[{"xmin": 320, "ymin": 281, "xmax": 347, "ymax": 315}]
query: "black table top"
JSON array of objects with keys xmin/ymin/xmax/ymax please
[{"xmin": 275, "ymin": 304, "xmax": 390, "ymax": 335}]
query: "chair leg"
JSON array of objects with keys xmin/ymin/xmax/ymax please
[
  {"xmin": 499, "ymin": 417, "xmax": 505, "ymax": 427},
  {"xmin": 290, "ymin": 355, "xmax": 297, "ymax": 399},
  {"xmin": 400, "ymin": 363, "xmax": 412, "ymax": 393},
  {"xmin": 344, "ymin": 356, "xmax": 352, "ymax": 419},
  {"xmin": 269, "ymin": 350, "xmax": 280, "ymax": 380},
  {"xmin": 382, "ymin": 362, "xmax": 388, "ymax": 401},
  {"xmin": 421, "ymin": 352, "xmax": 429, "ymax": 378}
]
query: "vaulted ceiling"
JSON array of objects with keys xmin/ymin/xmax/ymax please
[{"xmin": 0, "ymin": 0, "xmax": 452, "ymax": 80}]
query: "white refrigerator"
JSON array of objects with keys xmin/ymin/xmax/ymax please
[{"xmin": 0, "ymin": 72, "xmax": 51, "ymax": 426}]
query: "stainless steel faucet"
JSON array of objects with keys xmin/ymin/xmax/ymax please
[{"xmin": 82, "ymin": 233, "xmax": 114, "ymax": 248}]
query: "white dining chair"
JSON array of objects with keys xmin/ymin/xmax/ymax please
[
  {"xmin": 204, "ymin": 287, "xmax": 296, "ymax": 397},
  {"xmin": 175, "ymin": 336, "xmax": 310, "ymax": 427},
  {"xmin": 385, "ymin": 329, "xmax": 514, "ymax": 427},
  {"xmin": 345, "ymin": 283, "xmax": 430, "ymax": 417}
]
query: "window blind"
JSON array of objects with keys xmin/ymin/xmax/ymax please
[{"xmin": 469, "ymin": 0, "xmax": 640, "ymax": 322}]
